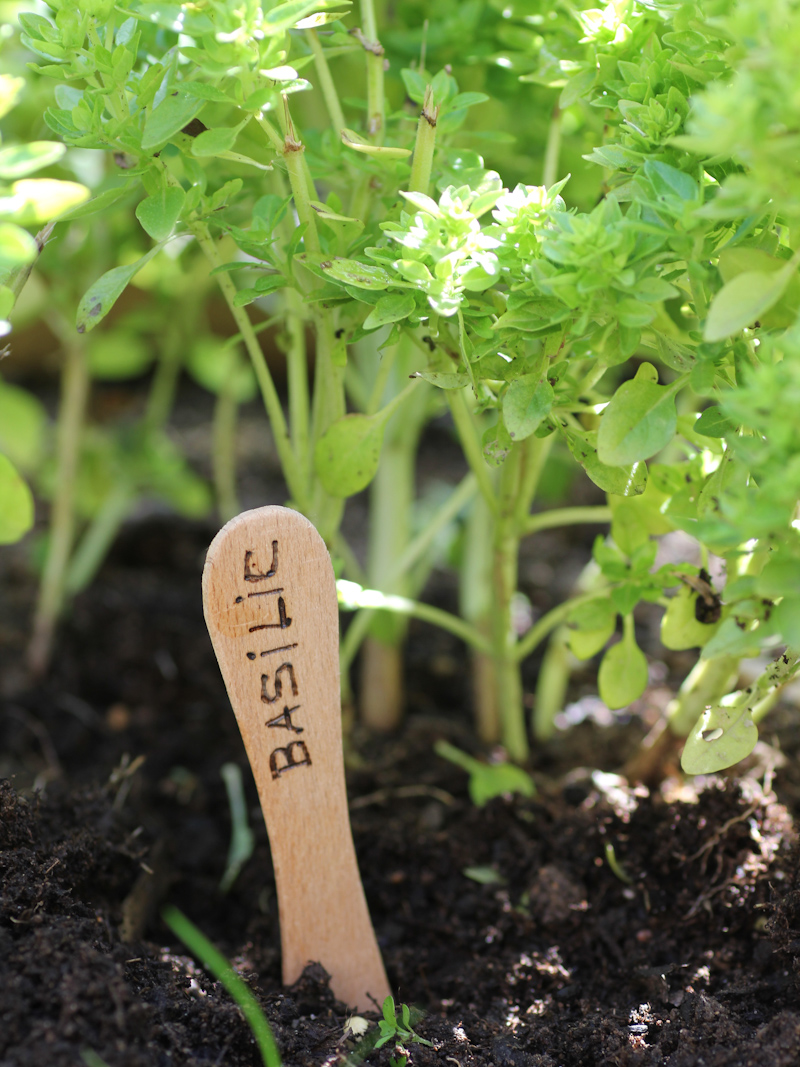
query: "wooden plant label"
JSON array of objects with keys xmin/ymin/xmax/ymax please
[{"xmin": 203, "ymin": 505, "xmax": 390, "ymax": 1011}]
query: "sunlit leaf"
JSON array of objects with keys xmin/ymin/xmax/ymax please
[
  {"xmin": 0, "ymin": 222, "xmax": 37, "ymax": 271},
  {"xmin": 597, "ymin": 378, "xmax": 677, "ymax": 466},
  {"xmin": 704, "ymin": 269, "xmax": 793, "ymax": 342},
  {"xmin": 0, "ymin": 141, "xmax": 65, "ymax": 179},
  {"xmin": 681, "ymin": 694, "xmax": 758, "ymax": 775},
  {"xmin": 5, "ymin": 178, "xmax": 88, "ymax": 224}
]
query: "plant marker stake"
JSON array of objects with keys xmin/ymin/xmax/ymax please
[{"xmin": 203, "ymin": 506, "xmax": 390, "ymax": 1011}]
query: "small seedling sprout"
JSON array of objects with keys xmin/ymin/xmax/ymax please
[
  {"xmin": 375, "ymin": 996, "xmax": 434, "ymax": 1051},
  {"xmin": 435, "ymin": 739, "xmax": 535, "ymax": 807},
  {"xmin": 80, "ymin": 1051, "xmax": 111, "ymax": 1067},
  {"xmin": 604, "ymin": 843, "xmax": 633, "ymax": 886}
]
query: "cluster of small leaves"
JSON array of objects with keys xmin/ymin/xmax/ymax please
[
  {"xmin": 522, "ymin": 0, "xmax": 725, "ymax": 171},
  {"xmin": 0, "ymin": 67, "xmax": 90, "ymax": 545},
  {"xmin": 299, "ymin": 0, "xmax": 800, "ymax": 758},
  {"xmin": 674, "ymin": 0, "xmax": 800, "ymax": 220},
  {"xmin": 10, "ymin": 0, "xmax": 800, "ymax": 773},
  {"xmin": 375, "ymin": 996, "xmax": 433, "ymax": 1052},
  {"xmin": 15, "ymin": 0, "xmax": 358, "ymax": 335}
]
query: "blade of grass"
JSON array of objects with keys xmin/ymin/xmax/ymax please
[{"xmin": 161, "ymin": 905, "xmax": 282, "ymax": 1067}]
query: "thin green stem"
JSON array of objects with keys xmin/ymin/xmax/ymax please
[
  {"xmin": 389, "ymin": 472, "xmax": 477, "ymax": 583},
  {"xmin": 514, "ymin": 591, "xmax": 601, "ymax": 663},
  {"xmin": 332, "ymin": 531, "xmax": 365, "ymax": 584},
  {"xmin": 65, "ymin": 483, "xmax": 134, "ymax": 598},
  {"xmin": 492, "ymin": 444, "xmax": 527, "ymax": 760},
  {"xmin": 578, "ymin": 360, "xmax": 607, "ymax": 395},
  {"xmin": 446, "ymin": 389, "xmax": 497, "ymax": 514},
  {"xmin": 339, "ymin": 480, "xmax": 475, "ymax": 678},
  {"xmin": 460, "ymin": 489, "xmax": 498, "ymax": 743},
  {"xmin": 666, "ymin": 654, "xmax": 740, "ymax": 736},
  {"xmin": 348, "ymin": 173, "xmax": 373, "ymax": 223},
  {"xmin": 523, "ymin": 505, "xmax": 612, "ymax": 537},
  {"xmin": 309, "ymin": 314, "xmax": 347, "ymax": 542},
  {"xmin": 212, "ymin": 384, "xmax": 239, "ymax": 522},
  {"xmin": 340, "ymin": 593, "xmax": 492, "ymax": 655},
  {"xmin": 514, "ymin": 433, "xmax": 553, "ymax": 531},
  {"xmin": 366, "ymin": 343, "xmax": 399, "ymax": 415},
  {"xmin": 542, "ymin": 104, "xmax": 562, "ymax": 188},
  {"xmin": 284, "ymin": 287, "xmax": 311, "ymax": 496},
  {"xmin": 145, "ymin": 315, "xmax": 184, "ymax": 431},
  {"xmin": 192, "ymin": 223, "xmax": 307, "ymax": 510},
  {"xmin": 359, "ymin": 0, "xmax": 385, "ymax": 142},
  {"xmin": 408, "ymin": 87, "xmax": 437, "ymax": 196},
  {"xmin": 360, "ymin": 384, "xmax": 428, "ymax": 728},
  {"xmin": 310, "ymin": 311, "xmax": 346, "ymax": 443},
  {"xmin": 282, "ymin": 140, "xmax": 320, "ymax": 255},
  {"xmin": 305, "ymin": 29, "xmax": 346, "ymax": 133},
  {"xmin": 533, "ymin": 625, "xmax": 570, "ymax": 742},
  {"xmin": 28, "ymin": 326, "xmax": 89, "ymax": 675},
  {"xmin": 344, "ymin": 361, "xmax": 370, "ymax": 412},
  {"xmin": 751, "ymin": 649, "xmax": 800, "ymax": 724},
  {"xmin": 254, "ymin": 112, "xmax": 285, "ymax": 154},
  {"xmin": 340, "ymin": 608, "xmax": 375, "ymax": 676}
]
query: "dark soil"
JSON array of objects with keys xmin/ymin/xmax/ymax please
[{"xmin": 3, "ymin": 515, "xmax": 800, "ymax": 1067}]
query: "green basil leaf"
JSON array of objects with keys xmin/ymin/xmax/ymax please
[
  {"xmin": 598, "ymin": 631, "xmax": 648, "ymax": 709},
  {"xmin": 694, "ymin": 406, "xmax": 736, "ymax": 438},
  {"xmin": 503, "ymin": 376, "xmax": 554, "ymax": 441},
  {"xmin": 681, "ymin": 695, "xmax": 758, "ymax": 775},
  {"xmin": 297, "ymin": 255, "xmax": 392, "ymax": 290},
  {"xmin": 567, "ymin": 433, "xmax": 647, "ymax": 496},
  {"xmin": 135, "ymin": 186, "xmax": 185, "ymax": 241},
  {"xmin": 597, "ymin": 379, "xmax": 677, "ymax": 466},
  {"xmin": 314, "ymin": 412, "xmax": 388, "ymax": 497},
  {"xmin": 76, "ymin": 245, "xmax": 164, "ymax": 333},
  {"xmin": 191, "ymin": 126, "xmax": 239, "ymax": 157},
  {"xmin": 141, "ymin": 92, "xmax": 204, "ymax": 151},
  {"xmin": 660, "ymin": 585, "xmax": 720, "ymax": 650},
  {"xmin": 0, "ymin": 383, "xmax": 47, "ymax": 471},
  {"xmin": 0, "ymin": 453, "xmax": 34, "ymax": 544},
  {"xmin": 363, "ymin": 292, "xmax": 415, "ymax": 330},
  {"xmin": 704, "ymin": 269, "xmax": 793, "ymax": 342}
]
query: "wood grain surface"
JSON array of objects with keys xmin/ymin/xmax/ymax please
[{"xmin": 203, "ymin": 506, "xmax": 390, "ymax": 1010}]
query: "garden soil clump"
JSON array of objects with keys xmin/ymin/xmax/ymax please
[{"xmin": 3, "ymin": 517, "xmax": 800, "ymax": 1066}]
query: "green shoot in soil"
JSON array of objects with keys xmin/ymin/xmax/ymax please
[{"xmin": 162, "ymin": 905, "xmax": 281, "ymax": 1067}]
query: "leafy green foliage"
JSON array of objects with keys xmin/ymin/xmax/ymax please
[{"xmin": 6, "ymin": 0, "xmax": 800, "ymax": 771}]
